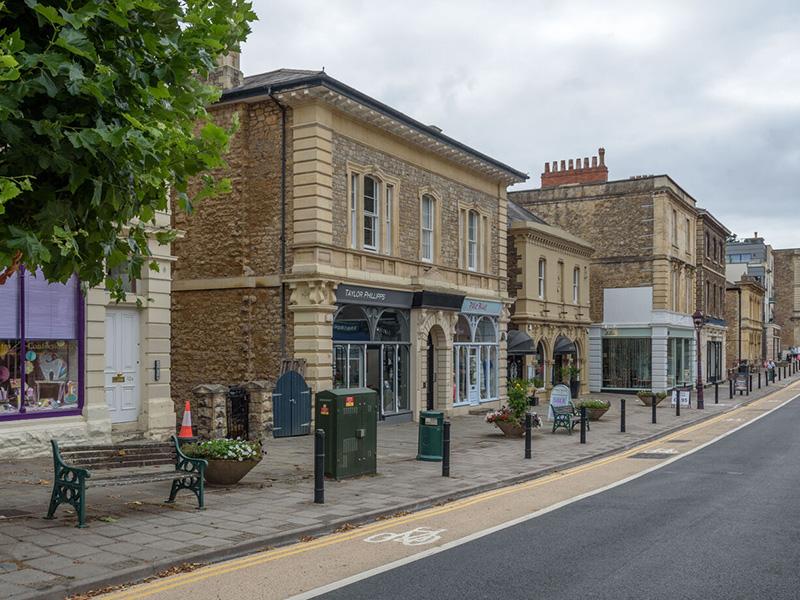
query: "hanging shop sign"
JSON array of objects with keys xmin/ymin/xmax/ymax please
[
  {"xmin": 460, "ymin": 297, "xmax": 503, "ymax": 317},
  {"xmin": 336, "ymin": 284, "xmax": 413, "ymax": 309}
]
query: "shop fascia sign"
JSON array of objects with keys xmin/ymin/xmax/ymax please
[
  {"xmin": 336, "ymin": 284, "xmax": 413, "ymax": 309},
  {"xmin": 460, "ymin": 297, "xmax": 502, "ymax": 316}
]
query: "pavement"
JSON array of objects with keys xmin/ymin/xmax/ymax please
[{"xmin": 0, "ymin": 374, "xmax": 796, "ymax": 600}]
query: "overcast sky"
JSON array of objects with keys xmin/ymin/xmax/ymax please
[{"xmin": 240, "ymin": 0, "xmax": 800, "ymax": 248}]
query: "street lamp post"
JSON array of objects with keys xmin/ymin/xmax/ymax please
[{"xmin": 693, "ymin": 309, "xmax": 705, "ymax": 409}]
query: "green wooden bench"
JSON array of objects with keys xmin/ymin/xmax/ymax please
[
  {"xmin": 551, "ymin": 401, "xmax": 590, "ymax": 435},
  {"xmin": 46, "ymin": 434, "xmax": 206, "ymax": 528}
]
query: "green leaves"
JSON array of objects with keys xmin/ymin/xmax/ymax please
[{"xmin": 0, "ymin": 0, "xmax": 256, "ymax": 300}]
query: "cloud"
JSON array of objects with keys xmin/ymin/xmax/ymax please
[{"xmin": 240, "ymin": 0, "xmax": 800, "ymax": 248}]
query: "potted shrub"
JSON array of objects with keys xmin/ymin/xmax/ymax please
[
  {"xmin": 636, "ymin": 390, "xmax": 666, "ymax": 407},
  {"xmin": 487, "ymin": 379, "xmax": 542, "ymax": 437},
  {"xmin": 181, "ymin": 438, "xmax": 262, "ymax": 485},
  {"xmin": 576, "ymin": 399, "xmax": 610, "ymax": 421}
]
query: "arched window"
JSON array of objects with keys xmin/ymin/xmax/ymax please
[
  {"xmin": 421, "ymin": 194, "xmax": 435, "ymax": 262},
  {"xmin": 375, "ymin": 310, "xmax": 408, "ymax": 342},
  {"xmin": 475, "ymin": 317, "xmax": 496, "ymax": 343},
  {"xmin": 538, "ymin": 258, "xmax": 546, "ymax": 299},
  {"xmin": 454, "ymin": 315, "xmax": 471, "ymax": 343},
  {"xmin": 333, "ymin": 306, "xmax": 370, "ymax": 342}
]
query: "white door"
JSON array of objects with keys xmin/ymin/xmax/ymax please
[
  {"xmin": 104, "ymin": 309, "xmax": 140, "ymax": 423},
  {"xmin": 468, "ymin": 347, "xmax": 480, "ymax": 404}
]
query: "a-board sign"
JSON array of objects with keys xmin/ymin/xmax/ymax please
[
  {"xmin": 670, "ymin": 389, "xmax": 692, "ymax": 407},
  {"xmin": 548, "ymin": 384, "xmax": 572, "ymax": 420},
  {"xmin": 735, "ymin": 374, "xmax": 748, "ymax": 392}
]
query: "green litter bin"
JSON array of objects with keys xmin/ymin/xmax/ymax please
[{"xmin": 417, "ymin": 410, "xmax": 444, "ymax": 461}]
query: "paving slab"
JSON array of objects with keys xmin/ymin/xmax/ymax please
[{"xmin": 0, "ymin": 375, "xmax": 798, "ymax": 600}]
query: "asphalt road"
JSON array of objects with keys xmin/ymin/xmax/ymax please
[{"xmin": 318, "ymin": 397, "xmax": 800, "ymax": 600}]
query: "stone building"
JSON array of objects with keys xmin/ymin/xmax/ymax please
[
  {"xmin": 696, "ymin": 210, "xmax": 730, "ymax": 382},
  {"xmin": 773, "ymin": 248, "xmax": 800, "ymax": 354},
  {"xmin": 510, "ymin": 149, "xmax": 699, "ymax": 393},
  {"xmin": 0, "ymin": 211, "xmax": 175, "ymax": 458},
  {"xmin": 171, "ymin": 61, "xmax": 527, "ymax": 422},
  {"xmin": 506, "ymin": 202, "xmax": 593, "ymax": 399},
  {"xmin": 726, "ymin": 234, "xmax": 780, "ymax": 360},
  {"xmin": 725, "ymin": 275, "xmax": 765, "ymax": 369}
]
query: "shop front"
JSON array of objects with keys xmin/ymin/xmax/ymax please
[
  {"xmin": 453, "ymin": 298, "xmax": 501, "ymax": 406},
  {"xmin": 332, "ymin": 285, "xmax": 413, "ymax": 420}
]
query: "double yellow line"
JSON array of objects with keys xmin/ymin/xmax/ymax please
[{"xmin": 106, "ymin": 386, "xmax": 796, "ymax": 599}]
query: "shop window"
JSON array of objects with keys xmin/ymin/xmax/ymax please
[
  {"xmin": 602, "ymin": 337, "xmax": 652, "ymax": 390},
  {"xmin": 421, "ymin": 194, "xmax": 435, "ymax": 262},
  {"xmin": 538, "ymin": 258, "xmax": 546, "ymax": 299},
  {"xmin": 332, "ymin": 305, "xmax": 370, "ymax": 342},
  {"xmin": 375, "ymin": 310, "xmax": 409, "ymax": 342},
  {"xmin": 0, "ymin": 268, "xmax": 82, "ymax": 418},
  {"xmin": 667, "ymin": 338, "xmax": 692, "ymax": 388},
  {"xmin": 453, "ymin": 314, "xmax": 499, "ymax": 404}
]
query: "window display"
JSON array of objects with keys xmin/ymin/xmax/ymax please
[
  {"xmin": 453, "ymin": 314, "xmax": 499, "ymax": 405},
  {"xmin": 602, "ymin": 337, "xmax": 652, "ymax": 390},
  {"xmin": 0, "ymin": 268, "xmax": 82, "ymax": 418}
]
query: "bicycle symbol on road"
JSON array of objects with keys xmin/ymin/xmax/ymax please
[{"xmin": 363, "ymin": 527, "xmax": 447, "ymax": 546}]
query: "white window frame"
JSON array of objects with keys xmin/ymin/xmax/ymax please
[
  {"xmin": 363, "ymin": 175, "xmax": 379, "ymax": 252},
  {"xmin": 467, "ymin": 210, "xmax": 478, "ymax": 271},
  {"xmin": 350, "ymin": 173, "xmax": 358, "ymax": 249},
  {"xmin": 385, "ymin": 184, "xmax": 393, "ymax": 256},
  {"xmin": 421, "ymin": 195, "xmax": 434, "ymax": 262},
  {"xmin": 572, "ymin": 266, "xmax": 580, "ymax": 304},
  {"xmin": 538, "ymin": 258, "xmax": 546, "ymax": 299}
]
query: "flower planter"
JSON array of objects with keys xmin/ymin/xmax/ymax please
[
  {"xmin": 495, "ymin": 421, "xmax": 525, "ymax": 437},
  {"xmin": 637, "ymin": 395, "xmax": 665, "ymax": 407},
  {"xmin": 584, "ymin": 406, "xmax": 609, "ymax": 421},
  {"xmin": 204, "ymin": 458, "xmax": 261, "ymax": 485}
]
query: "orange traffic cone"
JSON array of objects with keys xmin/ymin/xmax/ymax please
[{"xmin": 178, "ymin": 400, "xmax": 194, "ymax": 439}]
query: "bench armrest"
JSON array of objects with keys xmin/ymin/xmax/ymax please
[
  {"xmin": 50, "ymin": 439, "xmax": 91, "ymax": 482},
  {"xmin": 171, "ymin": 435, "xmax": 207, "ymax": 475}
]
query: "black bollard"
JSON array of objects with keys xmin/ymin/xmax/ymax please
[
  {"xmin": 580, "ymin": 406, "xmax": 587, "ymax": 444},
  {"xmin": 749, "ymin": 374, "xmax": 753, "ymax": 392},
  {"xmin": 676, "ymin": 392, "xmax": 681, "ymax": 416},
  {"xmin": 314, "ymin": 429, "xmax": 325, "ymax": 504},
  {"xmin": 524, "ymin": 412, "xmax": 532, "ymax": 459},
  {"xmin": 729, "ymin": 378, "xmax": 734, "ymax": 399},
  {"xmin": 652, "ymin": 396, "xmax": 657, "ymax": 424},
  {"xmin": 758, "ymin": 371, "xmax": 761, "ymax": 389},
  {"xmin": 784, "ymin": 366, "xmax": 787, "ymax": 379},
  {"xmin": 620, "ymin": 398, "xmax": 626, "ymax": 433},
  {"xmin": 442, "ymin": 420, "xmax": 450, "ymax": 477},
  {"xmin": 766, "ymin": 369, "xmax": 769, "ymax": 386}
]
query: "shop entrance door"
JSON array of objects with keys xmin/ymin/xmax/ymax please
[
  {"xmin": 426, "ymin": 334, "xmax": 435, "ymax": 410},
  {"xmin": 104, "ymin": 308, "xmax": 140, "ymax": 423},
  {"xmin": 468, "ymin": 347, "xmax": 480, "ymax": 405}
]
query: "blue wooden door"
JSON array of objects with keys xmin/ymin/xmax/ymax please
[{"xmin": 273, "ymin": 370, "xmax": 311, "ymax": 437}]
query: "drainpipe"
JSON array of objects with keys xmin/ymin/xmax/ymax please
[
  {"xmin": 269, "ymin": 89, "xmax": 288, "ymax": 357},
  {"xmin": 737, "ymin": 287, "xmax": 742, "ymax": 365}
]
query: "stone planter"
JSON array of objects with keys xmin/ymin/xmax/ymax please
[
  {"xmin": 583, "ymin": 405, "xmax": 610, "ymax": 421},
  {"xmin": 204, "ymin": 458, "xmax": 261, "ymax": 485},
  {"xmin": 495, "ymin": 421, "xmax": 525, "ymax": 437},
  {"xmin": 637, "ymin": 395, "xmax": 665, "ymax": 407}
]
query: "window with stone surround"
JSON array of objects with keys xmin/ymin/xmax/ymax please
[
  {"xmin": 421, "ymin": 194, "xmax": 435, "ymax": 262},
  {"xmin": 467, "ymin": 210, "xmax": 478, "ymax": 271},
  {"xmin": 538, "ymin": 258, "xmax": 546, "ymax": 299},
  {"xmin": 346, "ymin": 166, "xmax": 399, "ymax": 256},
  {"xmin": 573, "ymin": 266, "xmax": 580, "ymax": 304}
]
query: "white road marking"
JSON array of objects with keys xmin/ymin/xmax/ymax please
[
  {"xmin": 363, "ymin": 527, "xmax": 446, "ymax": 546},
  {"xmin": 647, "ymin": 448, "xmax": 679, "ymax": 455},
  {"xmin": 286, "ymin": 392, "xmax": 799, "ymax": 600}
]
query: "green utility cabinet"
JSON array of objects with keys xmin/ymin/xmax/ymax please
[
  {"xmin": 417, "ymin": 411, "xmax": 444, "ymax": 461},
  {"xmin": 315, "ymin": 388, "xmax": 378, "ymax": 480}
]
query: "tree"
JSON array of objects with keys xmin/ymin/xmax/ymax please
[{"xmin": 0, "ymin": 0, "xmax": 256, "ymax": 298}]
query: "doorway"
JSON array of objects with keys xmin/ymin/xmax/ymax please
[{"xmin": 104, "ymin": 308, "xmax": 140, "ymax": 423}]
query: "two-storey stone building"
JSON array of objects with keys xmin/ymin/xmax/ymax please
[
  {"xmin": 696, "ymin": 210, "xmax": 730, "ymax": 382},
  {"xmin": 506, "ymin": 202, "xmax": 593, "ymax": 398},
  {"xmin": 774, "ymin": 248, "xmax": 800, "ymax": 355},
  {"xmin": 725, "ymin": 275, "xmax": 765, "ymax": 369},
  {"xmin": 171, "ymin": 61, "xmax": 527, "ymax": 421},
  {"xmin": 510, "ymin": 149, "xmax": 699, "ymax": 393}
]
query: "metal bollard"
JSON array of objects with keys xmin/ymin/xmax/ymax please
[
  {"xmin": 729, "ymin": 378, "xmax": 734, "ymax": 399},
  {"xmin": 766, "ymin": 370, "xmax": 769, "ymax": 386},
  {"xmin": 714, "ymin": 382, "xmax": 719, "ymax": 404},
  {"xmin": 442, "ymin": 420, "xmax": 451, "ymax": 477},
  {"xmin": 314, "ymin": 429, "xmax": 325, "ymax": 504},
  {"xmin": 620, "ymin": 398, "xmax": 626, "ymax": 433},
  {"xmin": 784, "ymin": 366, "xmax": 787, "ymax": 379},
  {"xmin": 676, "ymin": 393, "xmax": 680, "ymax": 416},
  {"xmin": 524, "ymin": 412, "xmax": 532, "ymax": 459},
  {"xmin": 758, "ymin": 371, "xmax": 761, "ymax": 389},
  {"xmin": 749, "ymin": 374, "xmax": 753, "ymax": 392},
  {"xmin": 580, "ymin": 406, "xmax": 587, "ymax": 444},
  {"xmin": 652, "ymin": 396, "xmax": 657, "ymax": 424}
]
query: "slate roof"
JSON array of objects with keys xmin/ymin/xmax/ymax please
[{"xmin": 507, "ymin": 200, "xmax": 547, "ymax": 225}]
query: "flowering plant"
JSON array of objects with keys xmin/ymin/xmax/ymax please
[
  {"xmin": 486, "ymin": 407, "xmax": 541, "ymax": 428},
  {"xmin": 182, "ymin": 438, "xmax": 262, "ymax": 462}
]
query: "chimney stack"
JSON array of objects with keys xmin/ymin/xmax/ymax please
[
  {"xmin": 540, "ymin": 147, "xmax": 609, "ymax": 188},
  {"xmin": 208, "ymin": 51, "xmax": 244, "ymax": 91}
]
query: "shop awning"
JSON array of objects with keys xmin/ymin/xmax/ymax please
[
  {"xmin": 553, "ymin": 336, "xmax": 577, "ymax": 355},
  {"xmin": 507, "ymin": 329, "xmax": 536, "ymax": 355}
]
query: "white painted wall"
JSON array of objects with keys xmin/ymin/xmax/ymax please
[{"xmin": 604, "ymin": 287, "xmax": 653, "ymax": 325}]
